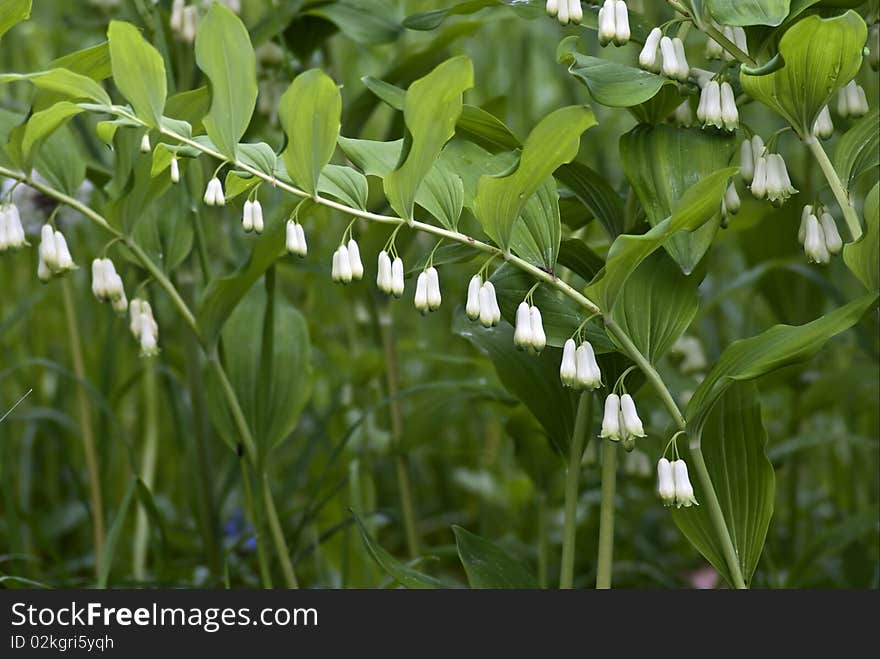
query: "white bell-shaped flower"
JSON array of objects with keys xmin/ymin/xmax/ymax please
[
  {"xmin": 252, "ymin": 200, "xmax": 264, "ymax": 234},
  {"xmin": 672, "ymin": 459, "xmax": 698, "ymax": 507},
  {"xmin": 170, "ymin": 156, "xmax": 180, "ymax": 183},
  {"xmin": 575, "ymin": 340, "xmax": 602, "ymax": 389},
  {"xmin": 569, "ymin": 0, "xmax": 583, "ymax": 24},
  {"xmin": 53, "ymin": 230, "xmax": 75, "ymax": 272},
  {"xmin": 332, "ymin": 245, "xmax": 352, "ymax": 283},
  {"xmin": 671, "ymin": 37, "xmax": 690, "ymax": 81},
  {"xmin": 425, "ymin": 266, "xmax": 441, "ymax": 311},
  {"xmin": 597, "ymin": 0, "xmax": 616, "ymax": 46},
  {"xmin": 670, "ymin": 336, "xmax": 707, "ymax": 373},
  {"xmin": 705, "ymin": 34, "xmax": 724, "ymax": 60},
  {"xmin": 613, "ymin": 1, "xmax": 630, "ymax": 46},
  {"xmin": 513, "ymin": 302, "xmax": 533, "ymax": 349},
  {"xmin": 619, "ymin": 393, "xmax": 646, "ymax": 438},
  {"xmin": 286, "ymin": 220, "xmax": 307, "ymax": 256},
  {"xmin": 723, "ymin": 181, "xmax": 740, "ymax": 216},
  {"xmin": 740, "ymin": 139, "xmax": 755, "ymax": 182},
  {"xmin": 819, "ymin": 212, "xmax": 843, "ymax": 255},
  {"xmin": 347, "ymin": 239, "xmax": 364, "ymax": 280},
  {"xmin": 466, "ymin": 275, "xmax": 482, "ymax": 321},
  {"xmin": 560, "ymin": 339, "xmax": 578, "ymax": 388},
  {"xmin": 391, "ymin": 257, "xmax": 405, "ymax": 297},
  {"xmin": 798, "ymin": 205, "xmax": 813, "ymax": 244},
  {"xmin": 720, "ymin": 82, "xmax": 738, "ymax": 131},
  {"xmin": 377, "ymin": 250, "xmax": 393, "ymax": 294},
  {"xmin": 242, "ymin": 200, "xmax": 254, "ymax": 232},
  {"xmin": 545, "ymin": 0, "xmax": 559, "ymax": 18},
  {"xmin": 803, "ymin": 213, "xmax": 830, "ymax": 264},
  {"xmin": 140, "ymin": 133, "xmax": 151, "ymax": 153},
  {"xmin": 672, "ymin": 100, "xmax": 693, "ymax": 127},
  {"xmin": 414, "ymin": 271, "xmax": 430, "ymax": 314},
  {"xmin": 750, "ymin": 155, "xmax": 768, "ymax": 199},
  {"xmin": 91, "ymin": 258, "xmax": 107, "ymax": 300},
  {"xmin": 657, "ymin": 458, "xmax": 676, "ymax": 506},
  {"xmin": 529, "ymin": 306, "xmax": 546, "ymax": 353},
  {"xmin": 721, "ymin": 26, "xmax": 748, "ymax": 62},
  {"xmin": 639, "ymin": 27, "xmax": 663, "ymax": 73},
  {"xmin": 659, "ymin": 36, "xmax": 678, "ymax": 79},
  {"xmin": 130, "ymin": 299, "xmax": 159, "ymax": 357},
  {"xmin": 478, "ymin": 281, "xmax": 501, "ymax": 328},
  {"xmin": 39, "ymin": 224, "xmax": 58, "ymax": 270},
  {"xmin": 203, "ymin": 177, "xmax": 224, "ymax": 206},
  {"xmin": 813, "ymin": 105, "xmax": 834, "ymax": 140},
  {"xmin": 838, "ymin": 80, "xmax": 869, "ymax": 118},
  {"xmin": 765, "ymin": 154, "xmax": 797, "ymax": 204},
  {"xmin": 600, "ymin": 393, "xmax": 622, "ymax": 441},
  {"xmin": 697, "ymin": 81, "xmax": 723, "ymax": 129},
  {"xmin": 0, "ymin": 204, "xmax": 27, "ymax": 251}
]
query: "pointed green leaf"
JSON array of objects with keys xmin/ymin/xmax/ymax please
[
  {"xmin": 20, "ymin": 101, "xmax": 82, "ymax": 164},
  {"xmin": 354, "ymin": 514, "xmax": 448, "ymax": 588},
  {"xmin": 474, "ymin": 105, "xmax": 595, "ymax": 252},
  {"xmin": 97, "ymin": 479, "xmax": 136, "ymax": 588},
  {"xmin": 237, "ymin": 142, "xmax": 277, "ymax": 177},
  {"xmin": 740, "ymin": 12, "xmax": 866, "ymax": 137},
  {"xmin": 673, "ymin": 383, "xmax": 775, "ymax": 587},
  {"xmin": 337, "ymin": 136, "xmax": 403, "ymax": 177},
  {"xmin": 279, "ymin": 68, "xmax": 341, "ymax": 196},
  {"xmin": 706, "ymin": 0, "xmax": 790, "ymax": 26},
  {"xmin": 0, "ymin": 69, "xmax": 111, "ymax": 106},
  {"xmin": 195, "ymin": 3, "xmax": 257, "ymax": 160},
  {"xmin": 384, "ymin": 56, "xmax": 474, "ymax": 221},
  {"xmin": 509, "ymin": 177, "xmax": 561, "ymax": 269},
  {"xmin": 843, "ymin": 183, "xmax": 879, "ymax": 292},
  {"xmin": 0, "ymin": 0, "xmax": 30, "ymax": 40},
  {"xmin": 555, "ymin": 161, "xmax": 624, "ymax": 238},
  {"xmin": 107, "ymin": 21, "xmax": 166, "ymax": 127},
  {"xmin": 417, "ymin": 159, "xmax": 464, "ymax": 230},
  {"xmin": 834, "ymin": 108, "xmax": 879, "ymax": 189},
  {"xmin": 453, "ymin": 526, "xmax": 538, "ymax": 589},
  {"xmin": 318, "ymin": 164, "xmax": 369, "ymax": 210}
]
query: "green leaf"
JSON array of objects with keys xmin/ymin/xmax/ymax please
[
  {"xmin": 417, "ymin": 159, "xmax": 464, "ymax": 229},
  {"xmin": 0, "ymin": 0, "xmax": 30, "ymax": 40},
  {"xmin": 588, "ymin": 167, "xmax": 737, "ymax": 308},
  {"xmin": 452, "ymin": 526, "xmax": 538, "ymax": 589},
  {"xmin": 474, "ymin": 106, "xmax": 595, "ymax": 251},
  {"xmin": 130, "ymin": 183, "xmax": 194, "ymax": 272},
  {"xmin": 672, "ymin": 382, "xmax": 775, "ymax": 587},
  {"xmin": 458, "ymin": 104, "xmax": 520, "ymax": 152},
  {"xmin": 20, "ymin": 101, "xmax": 83, "ymax": 165},
  {"xmin": 279, "ymin": 69, "xmax": 341, "ymax": 196},
  {"xmin": 207, "ymin": 284, "xmax": 312, "ymax": 458},
  {"xmin": 834, "ymin": 108, "xmax": 879, "ymax": 189},
  {"xmin": 195, "ymin": 3, "xmax": 257, "ymax": 160},
  {"xmin": 306, "ymin": 0, "xmax": 402, "ymax": 45},
  {"xmin": 509, "ymin": 177, "xmax": 561, "ymax": 269},
  {"xmin": 107, "ymin": 21, "xmax": 166, "ymax": 127},
  {"xmin": 559, "ymin": 40, "xmax": 676, "ymax": 108},
  {"xmin": 0, "ymin": 69, "xmax": 111, "ymax": 106},
  {"xmin": 454, "ymin": 308, "xmax": 579, "ymax": 453},
  {"xmin": 555, "ymin": 161, "xmax": 624, "ymax": 238},
  {"xmin": 403, "ymin": 0, "xmax": 541, "ymax": 29},
  {"xmin": 706, "ymin": 0, "xmax": 790, "ymax": 26},
  {"xmin": 384, "ymin": 56, "xmax": 474, "ymax": 221},
  {"xmin": 611, "ymin": 252, "xmax": 699, "ymax": 363},
  {"xmin": 740, "ymin": 12, "xmax": 866, "ymax": 137},
  {"xmin": 686, "ymin": 293, "xmax": 878, "ymax": 433},
  {"xmin": 97, "ymin": 479, "xmax": 136, "ymax": 588},
  {"xmin": 620, "ymin": 125, "xmax": 736, "ymax": 274},
  {"xmin": 33, "ymin": 125, "xmax": 85, "ymax": 197},
  {"xmin": 353, "ymin": 514, "xmax": 448, "ymax": 588},
  {"xmin": 337, "ymin": 136, "xmax": 403, "ymax": 177},
  {"xmin": 843, "ymin": 183, "xmax": 879, "ymax": 292},
  {"xmin": 318, "ymin": 164, "xmax": 369, "ymax": 210}
]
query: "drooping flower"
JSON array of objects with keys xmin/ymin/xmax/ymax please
[
  {"xmin": 203, "ymin": 177, "xmax": 225, "ymax": 206},
  {"xmin": 529, "ymin": 306, "xmax": 546, "ymax": 353},
  {"xmin": 37, "ymin": 225, "xmax": 76, "ymax": 281},
  {"xmin": 639, "ymin": 27, "xmax": 663, "ymax": 73},
  {"xmin": 0, "ymin": 204, "xmax": 27, "ymax": 252},
  {"xmin": 619, "ymin": 394, "xmax": 646, "ymax": 438},
  {"xmin": 812, "ymin": 105, "xmax": 834, "ymax": 140},
  {"xmin": 560, "ymin": 339, "xmax": 578, "ymax": 388},
  {"xmin": 721, "ymin": 26, "xmax": 748, "ymax": 62},
  {"xmin": 286, "ymin": 220, "xmax": 307, "ymax": 257},
  {"xmin": 91, "ymin": 258, "xmax": 126, "ymax": 310},
  {"xmin": 140, "ymin": 133, "xmax": 151, "ymax": 153},
  {"xmin": 819, "ymin": 211, "xmax": 843, "ymax": 255},
  {"xmin": 331, "ymin": 245, "xmax": 352, "ymax": 284},
  {"xmin": 390, "ymin": 257, "xmax": 405, "ymax": 298},
  {"xmin": 425, "ymin": 266, "xmax": 442, "ymax": 311},
  {"xmin": 837, "ymin": 80, "xmax": 869, "ymax": 119},
  {"xmin": 466, "ymin": 275, "xmax": 482, "ymax": 321},
  {"xmin": 672, "ymin": 100, "xmax": 693, "ymax": 127},
  {"xmin": 251, "ymin": 200, "xmax": 264, "ymax": 234},
  {"xmin": 672, "ymin": 459, "xmax": 698, "ymax": 508},
  {"xmin": 170, "ymin": 156, "xmax": 180, "ymax": 183},
  {"xmin": 697, "ymin": 81, "xmax": 723, "ymax": 129},
  {"xmin": 242, "ymin": 200, "xmax": 254, "ymax": 232},
  {"xmin": 575, "ymin": 340, "xmax": 602, "ymax": 390},
  {"xmin": 347, "ymin": 239, "xmax": 364, "ymax": 280},
  {"xmin": 600, "ymin": 393, "xmax": 622, "ymax": 441},
  {"xmin": 513, "ymin": 302, "xmax": 533, "ymax": 350},
  {"xmin": 803, "ymin": 213, "xmax": 830, "ymax": 264},
  {"xmin": 660, "ymin": 36, "xmax": 689, "ymax": 82},
  {"xmin": 414, "ymin": 271, "xmax": 430, "ymax": 314},
  {"xmin": 719, "ymin": 81, "xmax": 738, "ymax": 131},
  {"xmin": 764, "ymin": 153, "xmax": 797, "ymax": 204},
  {"xmin": 478, "ymin": 280, "xmax": 501, "ymax": 328},
  {"xmin": 377, "ymin": 250, "xmax": 393, "ymax": 294},
  {"xmin": 597, "ymin": 0, "xmax": 616, "ymax": 46},
  {"xmin": 722, "ymin": 181, "xmax": 740, "ymax": 220},
  {"xmin": 129, "ymin": 298, "xmax": 160, "ymax": 357},
  {"xmin": 657, "ymin": 458, "xmax": 676, "ymax": 506}
]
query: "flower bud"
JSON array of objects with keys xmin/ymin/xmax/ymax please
[
  {"xmin": 671, "ymin": 37, "xmax": 690, "ymax": 81},
  {"xmin": 251, "ymin": 200, "xmax": 264, "ymax": 234},
  {"xmin": 466, "ymin": 275, "xmax": 482, "ymax": 321},
  {"xmin": 740, "ymin": 139, "xmax": 755, "ymax": 182},
  {"xmin": 569, "ymin": 0, "xmax": 583, "ymax": 24},
  {"xmin": 672, "ymin": 100, "xmax": 693, "ymax": 127},
  {"xmin": 803, "ymin": 213, "xmax": 829, "ymax": 264},
  {"xmin": 657, "ymin": 458, "xmax": 676, "ymax": 505},
  {"xmin": 529, "ymin": 306, "xmax": 546, "ymax": 353},
  {"xmin": 478, "ymin": 281, "xmax": 500, "ymax": 328},
  {"xmin": 672, "ymin": 459, "xmax": 698, "ymax": 507},
  {"xmin": 705, "ymin": 34, "xmax": 723, "ymax": 60},
  {"xmin": 545, "ymin": 0, "xmax": 559, "ymax": 18},
  {"xmin": 242, "ymin": 200, "xmax": 254, "ymax": 232},
  {"xmin": 391, "ymin": 257, "xmax": 405, "ymax": 297},
  {"xmin": 600, "ymin": 393, "xmax": 622, "ymax": 441},
  {"xmin": 560, "ymin": 339, "xmax": 578, "ymax": 387},
  {"xmin": 724, "ymin": 181, "xmax": 740, "ymax": 216},
  {"xmin": 204, "ymin": 177, "xmax": 224, "ymax": 206},
  {"xmin": 53, "ymin": 231, "xmax": 75, "ymax": 272},
  {"xmin": 414, "ymin": 271, "xmax": 430, "ymax": 314},
  {"xmin": 699, "ymin": 81, "xmax": 723, "ymax": 129},
  {"xmin": 619, "ymin": 393, "xmax": 646, "ymax": 438},
  {"xmin": 750, "ymin": 156, "xmax": 768, "ymax": 200},
  {"xmin": 612, "ymin": 1, "xmax": 630, "ymax": 46},
  {"xmin": 170, "ymin": 156, "xmax": 180, "ymax": 183},
  {"xmin": 426, "ymin": 266, "xmax": 441, "ymax": 310},
  {"xmin": 39, "ymin": 224, "xmax": 58, "ymax": 269},
  {"xmin": 377, "ymin": 250, "xmax": 393, "ymax": 294},
  {"xmin": 812, "ymin": 105, "xmax": 834, "ymax": 140},
  {"xmin": 91, "ymin": 258, "xmax": 107, "ymax": 300},
  {"xmin": 335, "ymin": 245, "xmax": 352, "ymax": 284},
  {"xmin": 513, "ymin": 302, "xmax": 532, "ymax": 349},
  {"xmin": 556, "ymin": 0, "xmax": 569, "ymax": 25},
  {"xmin": 720, "ymin": 81, "xmax": 738, "ymax": 131},
  {"xmin": 597, "ymin": 0, "xmax": 615, "ymax": 45},
  {"xmin": 798, "ymin": 205, "xmax": 813, "ymax": 244},
  {"xmin": 660, "ymin": 36, "xmax": 678, "ymax": 79},
  {"xmin": 140, "ymin": 133, "xmax": 151, "ymax": 153},
  {"xmin": 639, "ymin": 27, "xmax": 663, "ymax": 72},
  {"xmin": 819, "ymin": 212, "xmax": 842, "ymax": 255},
  {"xmin": 347, "ymin": 239, "xmax": 364, "ymax": 280},
  {"xmin": 484, "ymin": 281, "xmax": 501, "ymax": 324},
  {"xmin": 286, "ymin": 220, "xmax": 305, "ymax": 256},
  {"xmin": 575, "ymin": 341, "xmax": 602, "ymax": 389}
]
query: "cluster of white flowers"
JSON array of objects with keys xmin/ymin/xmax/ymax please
[
  {"xmin": 640, "ymin": 30, "xmax": 690, "ymax": 82},
  {"xmin": 559, "ymin": 339, "xmax": 602, "ymax": 390},
  {"xmin": 600, "ymin": 393, "xmax": 645, "ymax": 443},
  {"xmin": 331, "ymin": 239, "xmax": 364, "ymax": 284},
  {"xmin": 812, "ymin": 106, "xmax": 834, "ymax": 140},
  {"xmin": 414, "ymin": 267, "xmax": 442, "ymax": 314},
  {"xmin": 285, "ymin": 220, "xmax": 308, "ymax": 257},
  {"xmin": 129, "ymin": 299, "xmax": 159, "ymax": 357},
  {"xmin": 799, "ymin": 205, "xmax": 842, "ymax": 265},
  {"xmin": 837, "ymin": 80, "xmax": 869, "ymax": 119},
  {"xmin": 704, "ymin": 25, "xmax": 748, "ymax": 62},
  {"xmin": 465, "ymin": 275, "xmax": 501, "ymax": 328},
  {"xmin": 597, "ymin": 0, "xmax": 630, "ymax": 46},
  {"xmin": 657, "ymin": 457, "xmax": 698, "ymax": 508},
  {"xmin": 0, "ymin": 204, "xmax": 27, "ymax": 252},
  {"xmin": 91, "ymin": 258, "xmax": 128, "ymax": 313},
  {"xmin": 696, "ymin": 80, "xmax": 738, "ymax": 131},
  {"xmin": 203, "ymin": 177, "xmax": 225, "ymax": 206},
  {"xmin": 513, "ymin": 302, "xmax": 546, "ymax": 353},
  {"xmin": 376, "ymin": 251, "xmax": 405, "ymax": 297},
  {"xmin": 741, "ymin": 136, "xmax": 797, "ymax": 204},
  {"xmin": 37, "ymin": 225, "xmax": 76, "ymax": 282},
  {"xmin": 544, "ymin": 0, "xmax": 583, "ymax": 26},
  {"xmin": 170, "ymin": 0, "xmax": 199, "ymax": 43},
  {"xmin": 670, "ymin": 336, "xmax": 707, "ymax": 374},
  {"xmin": 241, "ymin": 199, "xmax": 264, "ymax": 234}
]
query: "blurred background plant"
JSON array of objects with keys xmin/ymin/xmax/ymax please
[{"xmin": 0, "ymin": 0, "xmax": 877, "ymax": 589}]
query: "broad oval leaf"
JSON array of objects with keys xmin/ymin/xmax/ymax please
[
  {"xmin": 453, "ymin": 526, "xmax": 538, "ymax": 589},
  {"xmin": 280, "ymin": 68, "xmax": 341, "ymax": 196},
  {"xmin": 0, "ymin": 0, "xmax": 30, "ymax": 40},
  {"xmin": 0, "ymin": 68, "xmax": 111, "ymax": 106},
  {"xmin": 195, "ymin": 3, "xmax": 257, "ymax": 160},
  {"xmin": 706, "ymin": 0, "xmax": 790, "ymax": 26},
  {"xmin": 843, "ymin": 183, "xmax": 879, "ymax": 292},
  {"xmin": 384, "ymin": 56, "xmax": 474, "ymax": 221},
  {"xmin": 318, "ymin": 164, "xmax": 369, "ymax": 210},
  {"xmin": 20, "ymin": 101, "xmax": 82, "ymax": 165},
  {"xmin": 740, "ymin": 12, "xmax": 866, "ymax": 137},
  {"xmin": 107, "ymin": 21, "xmax": 166, "ymax": 127},
  {"xmin": 555, "ymin": 161, "xmax": 625, "ymax": 238},
  {"xmin": 509, "ymin": 177, "xmax": 561, "ymax": 269},
  {"xmin": 673, "ymin": 382, "xmax": 775, "ymax": 587},
  {"xmin": 834, "ymin": 108, "xmax": 879, "ymax": 189}
]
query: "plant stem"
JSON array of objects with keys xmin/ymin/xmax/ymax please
[
  {"xmin": 133, "ymin": 356, "xmax": 159, "ymax": 581},
  {"xmin": 261, "ymin": 472, "xmax": 299, "ymax": 588},
  {"xmin": 536, "ymin": 492, "xmax": 548, "ymax": 589},
  {"xmin": 559, "ymin": 392, "xmax": 592, "ymax": 589},
  {"xmin": 60, "ymin": 279, "xmax": 104, "ymax": 579},
  {"xmin": 596, "ymin": 440, "xmax": 618, "ymax": 589},
  {"xmin": 378, "ymin": 311, "xmax": 421, "ymax": 558},
  {"xmin": 805, "ymin": 136, "xmax": 862, "ymax": 241},
  {"xmin": 240, "ymin": 460, "xmax": 272, "ymax": 588}
]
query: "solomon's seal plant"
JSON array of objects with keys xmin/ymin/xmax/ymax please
[{"xmin": 0, "ymin": 0, "xmax": 877, "ymax": 590}]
